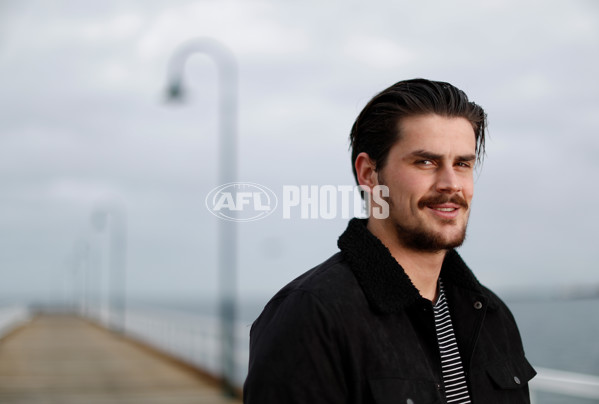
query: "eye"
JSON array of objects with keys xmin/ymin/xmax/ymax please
[
  {"xmin": 456, "ymin": 161, "xmax": 473, "ymax": 169},
  {"xmin": 416, "ymin": 159, "xmax": 434, "ymax": 166}
]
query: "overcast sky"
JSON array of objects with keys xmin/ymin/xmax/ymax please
[{"xmin": 1, "ymin": 0, "xmax": 598, "ymax": 306}]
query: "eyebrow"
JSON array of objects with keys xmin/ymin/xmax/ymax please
[
  {"xmin": 456, "ymin": 153, "xmax": 477, "ymax": 162},
  {"xmin": 408, "ymin": 150, "xmax": 476, "ymax": 162}
]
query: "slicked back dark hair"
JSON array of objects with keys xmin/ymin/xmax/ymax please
[{"xmin": 349, "ymin": 78, "xmax": 487, "ymax": 185}]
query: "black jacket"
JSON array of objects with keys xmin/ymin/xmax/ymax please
[{"xmin": 244, "ymin": 219, "xmax": 536, "ymax": 403}]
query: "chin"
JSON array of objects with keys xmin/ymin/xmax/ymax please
[{"xmin": 426, "ymin": 227, "xmax": 468, "ymax": 250}]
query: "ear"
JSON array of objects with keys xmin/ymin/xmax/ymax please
[{"xmin": 355, "ymin": 152, "xmax": 378, "ymax": 191}]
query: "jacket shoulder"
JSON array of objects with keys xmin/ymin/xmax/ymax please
[
  {"xmin": 248, "ymin": 251, "xmax": 368, "ymax": 349},
  {"xmin": 245, "ymin": 252, "xmax": 356, "ymax": 403},
  {"xmin": 266, "ymin": 252, "xmax": 362, "ymax": 306}
]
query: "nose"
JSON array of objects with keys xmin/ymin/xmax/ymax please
[{"xmin": 435, "ymin": 166, "xmax": 461, "ymax": 194}]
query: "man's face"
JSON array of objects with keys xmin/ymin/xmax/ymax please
[{"xmin": 375, "ymin": 114, "xmax": 476, "ymax": 252}]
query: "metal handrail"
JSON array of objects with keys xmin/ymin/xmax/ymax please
[
  {"xmin": 530, "ymin": 367, "xmax": 599, "ymax": 402},
  {"xmin": 0, "ymin": 305, "xmax": 31, "ymax": 340},
  {"xmin": 88, "ymin": 304, "xmax": 250, "ymax": 386},
  {"xmin": 82, "ymin": 305, "xmax": 599, "ymax": 399}
]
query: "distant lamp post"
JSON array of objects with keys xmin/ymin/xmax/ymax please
[
  {"xmin": 91, "ymin": 203, "xmax": 128, "ymax": 334},
  {"xmin": 72, "ymin": 238, "xmax": 90, "ymax": 314},
  {"xmin": 165, "ymin": 38, "xmax": 238, "ymax": 396}
]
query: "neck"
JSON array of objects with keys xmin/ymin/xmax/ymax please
[{"xmin": 367, "ymin": 219, "xmax": 446, "ymax": 302}]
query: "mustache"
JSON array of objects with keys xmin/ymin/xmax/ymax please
[{"xmin": 418, "ymin": 194, "xmax": 469, "ymax": 210}]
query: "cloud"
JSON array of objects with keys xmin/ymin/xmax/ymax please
[
  {"xmin": 1, "ymin": 0, "xmax": 599, "ymax": 302},
  {"xmin": 343, "ymin": 35, "xmax": 414, "ymax": 69}
]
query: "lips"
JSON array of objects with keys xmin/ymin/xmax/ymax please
[
  {"xmin": 427, "ymin": 203, "xmax": 461, "ymax": 219},
  {"xmin": 418, "ymin": 195, "xmax": 469, "ymax": 210},
  {"xmin": 432, "ymin": 206, "xmax": 458, "ymax": 212}
]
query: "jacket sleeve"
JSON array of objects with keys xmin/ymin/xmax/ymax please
[{"xmin": 243, "ymin": 289, "xmax": 348, "ymax": 403}]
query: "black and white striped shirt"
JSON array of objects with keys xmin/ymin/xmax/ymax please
[{"xmin": 434, "ymin": 280, "xmax": 472, "ymax": 404}]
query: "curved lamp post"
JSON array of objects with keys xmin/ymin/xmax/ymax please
[
  {"xmin": 72, "ymin": 238, "xmax": 90, "ymax": 314},
  {"xmin": 165, "ymin": 38, "xmax": 238, "ymax": 397},
  {"xmin": 91, "ymin": 202, "xmax": 128, "ymax": 334}
]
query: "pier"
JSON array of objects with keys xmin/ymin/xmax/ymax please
[
  {"xmin": 0, "ymin": 313, "xmax": 240, "ymax": 404},
  {"xmin": 1, "ymin": 307, "xmax": 598, "ymax": 403}
]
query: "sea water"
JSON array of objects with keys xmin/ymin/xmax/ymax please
[{"xmin": 508, "ymin": 298, "xmax": 599, "ymax": 404}]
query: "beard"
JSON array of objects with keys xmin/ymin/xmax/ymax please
[
  {"xmin": 392, "ymin": 208, "xmax": 469, "ymax": 252},
  {"xmin": 379, "ymin": 176, "xmax": 470, "ymax": 253}
]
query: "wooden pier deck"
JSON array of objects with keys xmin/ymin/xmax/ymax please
[{"xmin": 0, "ymin": 314, "xmax": 241, "ymax": 404}]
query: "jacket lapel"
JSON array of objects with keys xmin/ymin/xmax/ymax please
[{"xmin": 337, "ymin": 218, "xmax": 495, "ymax": 313}]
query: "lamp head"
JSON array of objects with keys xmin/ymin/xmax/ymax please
[{"xmin": 166, "ymin": 80, "xmax": 185, "ymax": 103}]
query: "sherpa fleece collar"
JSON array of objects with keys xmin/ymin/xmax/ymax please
[{"xmin": 337, "ymin": 218, "xmax": 487, "ymax": 313}]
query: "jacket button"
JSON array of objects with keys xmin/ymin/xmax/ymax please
[
  {"xmin": 473, "ymin": 301, "xmax": 483, "ymax": 309},
  {"xmin": 514, "ymin": 376, "xmax": 521, "ymax": 384}
]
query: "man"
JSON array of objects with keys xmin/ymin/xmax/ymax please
[{"xmin": 244, "ymin": 79, "xmax": 535, "ymax": 403}]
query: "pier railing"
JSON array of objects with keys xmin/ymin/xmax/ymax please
[
  {"xmin": 0, "ymin": 305, "xmax": 31, "ymax": 337},
  {"xmin": 122, "ymin": 306, "xmax": 250, "ymax": 386},
  {"xmin": 531, "ymin": 367, "xmax": 599, "ymax": 403},
  {"xmin": 85, "ymin": 304, "xmax": 250, "ymax": 387}
]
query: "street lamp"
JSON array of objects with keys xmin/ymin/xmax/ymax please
[
  {"xmin": 71, "ymin": 238, "xmax": 90, "ymax": 314},
  {"xmin": 165, "ymin": 38, "xmax": 239, "ymax": 397},
  {"xmin": 91, "ymin": 202, "xmax": 128, "ymax": 334}
]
